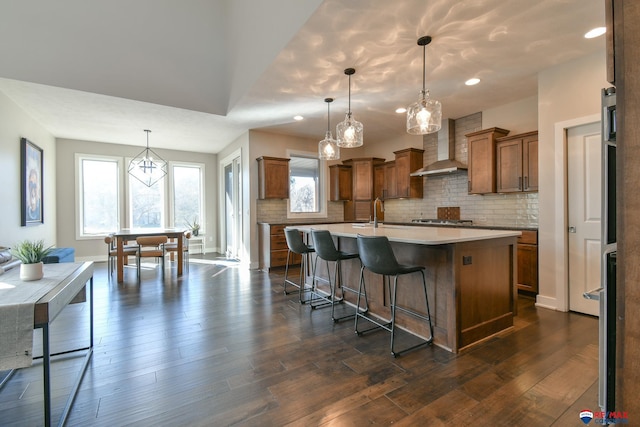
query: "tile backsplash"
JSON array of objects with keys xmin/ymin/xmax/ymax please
[{"xmin": 383, "ymin": 112, "xmax": 539, "ymax": 228}]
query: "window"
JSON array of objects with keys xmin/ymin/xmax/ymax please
[
  {"xmin": 128, "ymin": 174, "xmax": 165, "ymax": 228},
  {"xmin": 77, "ymin": 154, "xmax": 120, "ymax": 237},
  {"xmin": 288, "ymin": 151, "xmax": 327, "ymax": 218},
  {"xmin": 172, "ymin": 163, "xmax": 204, "ymax": 230}
]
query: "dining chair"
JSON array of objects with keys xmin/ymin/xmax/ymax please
[
  {"xmin": 135, "ymin": 235, "xmax": 168, "ymax": 278},
  {"xmin": 104, "ymin": 234, "xmax": 138, "ymax": 276},
  {"xmin": 165, "ymin": 231, "xmax": 191, "ymax": 272}
]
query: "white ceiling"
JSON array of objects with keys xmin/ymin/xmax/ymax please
[{"xmin": 0, "ymin": 0, "xmax": 605, "ymax": 154}]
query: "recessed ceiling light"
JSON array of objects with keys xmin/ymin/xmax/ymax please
[
  {"xmin": 293, "ymin": 115, "xmax": 304, "ymax": 121},
  {"xmin": 585, "ymin": 27, "xmax": 606, "ymax": 39},
  {"xmin": 465, "ymin": 78, "xmax": 480, "ymax": 86},
  {"xmin": 395, "ymin": 107, "xmax": 407, "ymax": 114}
]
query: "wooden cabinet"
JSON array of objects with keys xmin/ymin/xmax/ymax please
[
  {"xmin": 496, "ymin": 131, "xmax": 538, "ymax": 193},
  {"xmin": 466, "ymin": 128, "xmax": 510, "ymax": 194},
  {"xmin": 342, "ymin": 158, "xmax": 385, "ymax": 221},
  {"xmin": 516, "ymin": 230, "xmax": 538, "ymax": 293},
  {"xmin": 258, "ymin": 224, "xmax": 301, "ymax": 271},
  {"xmin": 329, "ymin": 164, "xmax": 352, "ymax": 201},
  {"xmin": 374, "ymin": 161, "xmax": 395, "ymax": 200},
  {"xmin": 257, "ymin": 156, "xmax": 289, "ymax": 199},
  {"xmin": 394, "ymin": 148, "xmax": 424, "ymax": 199}
]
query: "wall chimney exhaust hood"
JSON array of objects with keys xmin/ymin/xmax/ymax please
[{"xmin": 410, "ymin": 119, "xmax": 468, "ymax": 177}]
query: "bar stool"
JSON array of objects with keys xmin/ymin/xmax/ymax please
[
  {"xmin": 283, "ymin": 228, "xmax": 315, "ymax": 303},
  {"xmin": 355, "ymin": 234, "xmax": 433, "ymax": 357},
  {"xmin": 311, "ymin": 229, "xmax": 361, "ymax": 322}
]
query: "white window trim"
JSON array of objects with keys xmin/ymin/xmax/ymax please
[
  {"xmin": 286, "ymin": 149, "xmax": 328, "ymax": 220},
  {"xmin": 168, "ymin": 160, "xmax": 206, "ymax": 232},
  {"xmin": 75, "ymin": 153, "xmax": 122, "ymax": 240}
]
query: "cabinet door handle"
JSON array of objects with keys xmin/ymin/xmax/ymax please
[
  {"xmin": 468, "ymin": 181, "xmax": 471, "ymax": 192},
  {"xmin": 524, "ymin": 176, "xmax": 528, "ymax": 190},
  {"xmin": 518, "ymin": 176, "xmax": 522, "ymax": 190}
]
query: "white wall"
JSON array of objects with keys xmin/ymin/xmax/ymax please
[
  {"xmin": 55, "ymin": 138, "xmax": 218, "ymax": 261},
  {"xmin": 483, "ymin": 96, "xmax": 538, "ymax": 135},
  {"xmin": 537, "ymin": 50, "xmax": 608, "ymax": 310},
  {"xmin": 0, "ymin": 91, "xmax": 57, "ymax": 250}
]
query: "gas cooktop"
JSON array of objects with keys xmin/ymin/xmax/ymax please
[{"xmin": 411, "ymin": 218, "xmax": 473, "ymax": 225}]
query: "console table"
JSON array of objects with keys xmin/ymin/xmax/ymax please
[{"xmin": 0, "ymin": 262, "xmax": 94, "ymax": 426}]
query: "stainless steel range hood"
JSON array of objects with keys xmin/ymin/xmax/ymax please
[{"xmin": 410, "ymin": 119, "xmax": 468, "ymax": 176}]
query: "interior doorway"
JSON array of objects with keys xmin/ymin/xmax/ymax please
[
  {"xmin": 567, "ymin": 121, "xmax": 601, "ymax": 316},
  {"xmin": 221, "ymin": 151, "xmax": 242, "ymax": 260}
]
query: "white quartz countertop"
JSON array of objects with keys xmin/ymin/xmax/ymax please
[{"xmin": 287, "ymin": 223, "xmax": 521, "ymax": 245}]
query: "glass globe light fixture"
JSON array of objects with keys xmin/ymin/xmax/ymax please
[
  {"xmin": 336, "ymin": 68, "xmax": 364, "ymax": 148},
  {"xmin": 318, "ymin": 98, "xmax": 340, "ymax": 160},
  {"xmin": 407, "ymin": 36, "xmax": 442, "ymax": 135}
]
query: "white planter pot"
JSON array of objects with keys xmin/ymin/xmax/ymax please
[{"xmin": 20, "ymin": 262, "xmax": 44, "ymax": 281}]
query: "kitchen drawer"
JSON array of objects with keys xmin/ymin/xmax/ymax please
[
  {"xmin": 518, "ymin": 230, "xmax": 537, "ymax": 245},
  {"xmin": 270, "ymin": 224, "xmax": 286, "ymax": 235},
  {"xmin": 269, "ymin": 249, "xmax": 290, "ymax": 267},
  {"xmin": 270, "ymin": 233, "xmax": 288, "ymax": 250}
]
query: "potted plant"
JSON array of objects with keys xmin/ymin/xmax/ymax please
[
  {"xmin": 185, "ymin": 216, "xmax": 201, "ymax": 236},
  {"xmin": 11, "ymin": 239, "xmax": 53, "ymax": 281}
]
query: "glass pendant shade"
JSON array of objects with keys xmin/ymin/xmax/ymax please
[
  {"xmin": 128, "ymin": 130, "xmax": 168, "ymax": 187},
  {"xmin": 406, "ymin": 89, "xmax": 442, "ymax": 135},
  {"xmin": 407, "ymin": 36, "xmax": 442, "ymax": 135},
  {"xmin": 336, "ymin": 112, "xmax": 364, "ymax": 148},
  {"xmin": 319, "ymin": 130, "xmax": 340, "ymax": 160},
  {"xmin": 336, "ymin": 68, "xmax": 364, "ymax": 148},
  {"xmin": 319, "ymin": 98, "xmax": 340, "ymax": 160}
]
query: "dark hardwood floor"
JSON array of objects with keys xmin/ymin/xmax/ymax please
[{"xmin": 0, "ymin": 255, "xmax": 599, "ymax": 426}]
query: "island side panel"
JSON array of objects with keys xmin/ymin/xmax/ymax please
[{"xmin": 454, "ymin": 236, "xmax": 517, "ymax": 350}]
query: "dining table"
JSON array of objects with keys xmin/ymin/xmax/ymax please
[{"xmin": 113, "ymin": 228, "xmax": 187, "ymax": 282}]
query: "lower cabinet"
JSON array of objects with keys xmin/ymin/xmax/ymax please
[
  {"xmin": 517, "ymin": 230, "xmax": 538, "ymax": 293},
  {"xmin": 259, "ymin": 224, "xmax": 301, "ymax": 271}
]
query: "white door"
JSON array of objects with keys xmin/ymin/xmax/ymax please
[{"xmin": 567, "ymin": 121, "xmax": 601, "ymax": 316}]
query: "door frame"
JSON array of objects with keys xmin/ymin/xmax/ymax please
[
  {"xmin": 550, "ymin": 113, "xmax": 600, "ymax": 312},
  {"xmin": 219, "ymin": 148, "xmax": 242, "ymax": 260}
]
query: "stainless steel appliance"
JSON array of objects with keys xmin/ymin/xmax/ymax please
[
  {"xmin": 411, "ymin": 218, "xmax": 473, "ymax": 226},
  {"xmin": 585, "ymin": 86, "xmax": 616, "ymax": 413}
]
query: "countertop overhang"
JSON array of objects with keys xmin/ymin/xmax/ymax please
[{"xmin": 287, "ymin": 223, "xmax": 521, "ymax": 245}]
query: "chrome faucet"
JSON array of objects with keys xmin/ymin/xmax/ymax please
[{"xmin": 373, "ymin": 197, "xmax": 384, "ymax": 228}]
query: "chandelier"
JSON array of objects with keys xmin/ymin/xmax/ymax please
[{"xmin": 128, "ymin": 129, "xmax": 168, "ymax": 187}]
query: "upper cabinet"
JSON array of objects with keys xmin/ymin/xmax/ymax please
[
  {"xmin": 466, "ymin": 128, "xmax": 510, "ymax": 194},
  {"xmin": 257, "ymin": 156, "xmax": 290, "ymax": 199},
  {"xmin": 393, "ymin": 148, "xmax": 424, "ymax": 199},
  {"xmin": 496, "ymin": 131, "xmax": 538, "ymax": 193},
  {"xmin": 342, "ymin": 158, "xmax": 385, "ymax": 221},
  {"xmin": 329, "ymin": 164, "xmax": 352, "ymax": 201}
]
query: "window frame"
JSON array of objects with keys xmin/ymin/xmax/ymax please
[
  {"xmin": 75, "ymin": 153, "xmax": 122, "ymax": 240},
  {"xmin": 286, "ymin": 149, "xmax": 328, "ymax": 219},
  {"xmin": 169, "ymin": 161, "xmax": 206, "ymax": 233}
]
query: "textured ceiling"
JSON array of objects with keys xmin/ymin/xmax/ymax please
[{"xmin": 0, "ymin": 0, "xmax": 605, "ymax": 153}]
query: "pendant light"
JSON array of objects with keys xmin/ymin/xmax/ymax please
[
  {"xmin": 336, "ymin": 68, "xmax": 364, "ymax": 147},
  {"xmin": 407, "ymin": 36, "xmax": 442, "ymax": 135},
  {"xmin": 318, "ymin": 98, "xmax": 340, "ymax": 160},
  {"xmin": 128, "ymin": 129, "xmax": 168, "ymax": 187}
]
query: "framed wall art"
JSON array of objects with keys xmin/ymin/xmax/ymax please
[{"xmin": 20, "ymin": 137, "xmax": 44, "ymax": 226}]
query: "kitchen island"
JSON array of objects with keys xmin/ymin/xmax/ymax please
[{"xmin": 289, "ymin": 223, "xmax": 520, "ymax": 353}]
